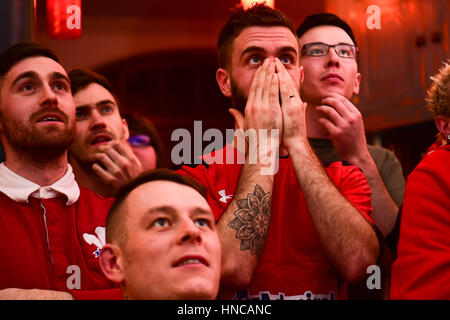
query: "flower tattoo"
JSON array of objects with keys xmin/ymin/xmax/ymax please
[{"xmin": 228, "ymin": 185, "xmax": 271, "ymax": 256}]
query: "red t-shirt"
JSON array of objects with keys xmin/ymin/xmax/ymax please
[
  {"xmin": 390, "ymin": 144, "xmax": 450, "ymax": 299},
  {"xmin": 179, "ymin": 145, "xmax": 373, "ymax": 300},
  {"xmin": 0, "ymin": 187, "xmax": 121, "ymax": 300}
]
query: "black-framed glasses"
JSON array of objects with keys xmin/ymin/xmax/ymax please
[
  {"xmin": 128, "ymin": 134, "xmax": 152, "ymax": 147},
  {"xmin": 301, "ymin": 42, "xmax": 359, "ymax": 59}
]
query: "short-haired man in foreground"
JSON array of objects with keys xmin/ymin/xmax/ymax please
[
  {"xmin": 68, "ymin": 69, "xmax": 142, "ymax": 197},
  {"xmin": 179, "ymin": 4, "xmax": 380, "ymax": 300},
  {"xmin": 100, "ymin": 169, "xmax": 221, "ymax": 300},
  {"xmin": 0, "ymin": 42, "xmax": 120, "ymax": 299}
]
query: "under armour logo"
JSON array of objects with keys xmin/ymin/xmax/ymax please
[
  {"xmin": 82, "ymin": 226, "xmax": 105, "ymax": 258},
  {"xmin": 218, "ymin": 189, "xmax": 233, "ymax": 203}
]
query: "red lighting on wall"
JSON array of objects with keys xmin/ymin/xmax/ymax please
[
  {"xmin": 241, "ymin": 0, "xmax": 275, "ymax": 10},
  {"xmin": 46, "ymin": 0, "xmax": 82, "ymax": 39}
]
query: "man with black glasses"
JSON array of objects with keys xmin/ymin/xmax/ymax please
[{"xmin": 296, "ymin": 13, "xmax": 406, "ymax": 298}]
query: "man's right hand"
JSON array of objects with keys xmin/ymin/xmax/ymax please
[{"xmin": 229, "ymin": 58, "xmax": 282, "ymax": 163}]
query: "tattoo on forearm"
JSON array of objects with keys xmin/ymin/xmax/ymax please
[{"xmin": 227, "ymin": 185, "xmax": 271, "ymax": 256}]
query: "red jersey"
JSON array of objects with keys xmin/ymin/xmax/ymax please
[
  {"xmin": 0, "ymin": 164, "xmax": 121, "ymax": 299},
  {"xmin": 390, "ymin": 144, "xmax": 450, "ymax": 299},
  {"xmin": 179, "ymin": 145, "xmax": 373, "ymax": 300}
]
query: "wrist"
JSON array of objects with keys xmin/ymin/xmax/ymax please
[{"xmin": 348, "ymin": 149, "xmax": 373, "ymax": 168}]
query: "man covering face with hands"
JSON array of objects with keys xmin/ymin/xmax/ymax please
[{"xmin": 179, "ymin": 4, "xmax": 380, "ymax": 300}]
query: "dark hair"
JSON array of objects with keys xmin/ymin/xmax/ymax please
[
  {"xmin": 296, "ymin": 13, "xmax": 357, "ymax": 47},
  {"xmin": 122, "ymin": 113, "xmax": 167, "ymax": 168},
  {"xmin": 106, "ymin": 169, "xmax": 207, "ymax": 245},
  {"xmin": 0, "ymin": 41, "xmax": 59, "ymax": 80},
  {"xmin": 68, "ymin": 68, "xmax": 118, "ymax": 102},
  {"xmin": 217, "ymin": 3, "xmax": 295, "ymax": 69}
]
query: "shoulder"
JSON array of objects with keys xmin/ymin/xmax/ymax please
[
  {"xmin": 367, "ymin": 144, "xmax": 399, "ymax": 164},
  {"xmin": 324, "ymin": 160, "xmax": 370, "ymax": 191},
  {"xmin": 78, "ymin": 187, "xmax": 115, "ymax": 207},
  {"xmin": 410, "ymin": 144, "xmax": 449, "ymax": 179}
]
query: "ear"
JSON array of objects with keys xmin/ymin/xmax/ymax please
[
  {"xmin": 99, "ymin": 244, "xmax": 125, "ymax": 284},
  {"xmin": 216, "ymin": 68, "xmax": 232, "ymax": 98},
  {"xmin": 122, "ymin": 118, "xmax": 130, "ymax": 140},
  {"xmin": 353, "ymin": 72, "xmax": 361, "ymax": 95},
  {"xmin": 435, "ymin": 115, "xmax": 450, "ymax": 138}
]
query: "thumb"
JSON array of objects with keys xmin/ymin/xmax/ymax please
[{"xmin": 228, "ymin": 108, "xmax": 244, "ymax": 130}]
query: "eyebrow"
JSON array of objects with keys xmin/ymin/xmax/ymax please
[
  {"xmin": 11, "ymin": 71, "xmax": 70, "ymax": 89},
  {"xmin": 240, "ymin": 45, "xmax": 299, "ymax": 61},
  {"xmin": 192, "ymin": 207, "xmax": 215, "ymax": 218},
  {"xmin": 75, "ymin": 99, "xmax": 116, "ymax": 110},
  {"xmin": 147, "ymin": 205, "xmax": 176, "ymax": 215},
  {"xmin": 145, "ymin": 206, "xmax": 214, "ymax": 220}
]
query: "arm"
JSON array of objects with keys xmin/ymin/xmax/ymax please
[
  {"xmin": 277, "ymin": 60, "xmax": 379, "ymax": 283},
  {"xmin": 0, "ymin": 288, "xmax": 123, "ymax": 300},
  {"xmin": 390, "ymin": 148, "xmax": 450, "ymax": 299},
  {"xmin": 0, "ymin": 288, "xmax": 73, "ymax": 300},
  {"xmin": 317, "ymin": 92, "xmax": 400, "ymax": 236},
  {"xmin": 219, "ymin": 58, "xmax": 282, "ymax": 289}
]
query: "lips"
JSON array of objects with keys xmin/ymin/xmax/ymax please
[
  {"xmin": 36, "ymin": 113, "xmax": 64, "ymax": 123},
  {"xmin": 321, "ymin": 73, "xmax": 344, "ymax": 81},
  {"xmin": 172, "ymin": 255, "xmax": 209, "ymax": 268},
  {"xmin": 90, "ymin": 134, "xmax": 112, "ymax": 146}
]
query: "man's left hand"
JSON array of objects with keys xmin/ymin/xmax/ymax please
[
  {"xmin": 92, "ymin": 139, "xmax": 143, "ymax": 194},
  {"xmin": 316, "ymin": 92, "xmax": 370, "ymax": 164}
]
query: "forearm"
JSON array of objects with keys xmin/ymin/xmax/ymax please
[
  {"xmin": 353, "ymin": 154, "xmax": 399, "ymax": 236},
  {"xmin": 218, "ymin": 162, "xmax": 274, "ymax": 289},
  {"xmin": 288, "ymin": 141, "xmax": 379, "ymax": 283},
  {"xmin": 0, "ymin": 288, "xmax": 74, "ymax": 300}
]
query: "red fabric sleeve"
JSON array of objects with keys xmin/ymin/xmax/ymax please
[
  {"xmin": 177, "ymin": 164, "xmax": 228, "ymax": 221},
  {"xmin": 327, "ymin": 162, "xmax": 374, "ymax": 223},
  {"xmin": 390, "ymin": 145, "xmax": 450, "ymax": 299},
  {"xmin": 69, "ymin": 288, "xmax": 122, "ymax": 300}
]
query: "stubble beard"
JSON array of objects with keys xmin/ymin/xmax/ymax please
[
  {"xmin": 230, "ymin": 77, "xmax": 248, "ymax": 115},
  {"xmin": 1, "ymin": 117, "xmax": 75, "ymax": 163}
]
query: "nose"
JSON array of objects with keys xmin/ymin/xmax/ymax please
[
  {"xmin": 325, "ymin": 47, "xmax": 340, "ymax": 68},
  {"xmin": 178, "ymin": 219, "xmax": 202, "ymax": 244},
  {"xmin": 89, "ymin": 109, "xmax": 106, "ymax": 131},
  {"xmin": 39, "ymin": 84, "xmax": 58, "ymax": 108}
]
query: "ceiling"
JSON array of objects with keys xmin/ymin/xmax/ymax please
[{"xmin": 37, "ymin": 0, "xmax": 325, "ymax": 24}]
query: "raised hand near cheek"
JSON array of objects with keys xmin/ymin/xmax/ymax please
[
  {"xmin": 316, "ymin": 92, "xmax": 370, "ymax": 164},
  {"xmin": 92, "ymin": 139, "xmax": 143, "ymax": 194}
]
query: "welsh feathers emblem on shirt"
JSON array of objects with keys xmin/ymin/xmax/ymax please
[{"xmin": 82, "ymin": 226, "xmax": 105, "ymax": 258}]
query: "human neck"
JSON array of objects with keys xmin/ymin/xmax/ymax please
[
  {"xmin": 3, "ymin": 148, "xmax": 69, "ymax": 186},
  {"xmin": 70, "ymin": 158, "xmax": 114, "ymax": 197},
  {"xmin": 305, "ymin": 102, "xmax": 332, "ymax": 139}
]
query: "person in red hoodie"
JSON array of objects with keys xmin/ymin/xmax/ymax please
[
  {"xmin": 0, "ymin": 42, "xmax": 120, "ymax": 299},
  {"xmin": 390, "ymin": 60, "xmax": 450, "ymax": 299}
]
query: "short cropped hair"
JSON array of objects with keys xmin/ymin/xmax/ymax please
[
  {"xmin": 217, "ymin": 3, "xmax": 295, "ymax": 69},
  {"xmin": 122, "ymin": 113, "xmax": 167, "ymax": 168},
  {"xmin": 0, "ymin": 41, "xmax": 59, "ymax": 83},
  {"xmin": 105, "ymin": 169, "xmax": 207, "ymax": 246},
  {"xmin": 296, "ymin": 13, "xmax": 358, "ymax": 47},
  {"xmin": 69, "ymin": 69, "xmax": 119, "ymax": 105},
  {"xmin": 426, "ymin": 60, "xmax": 450, "ymax": 117}
]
